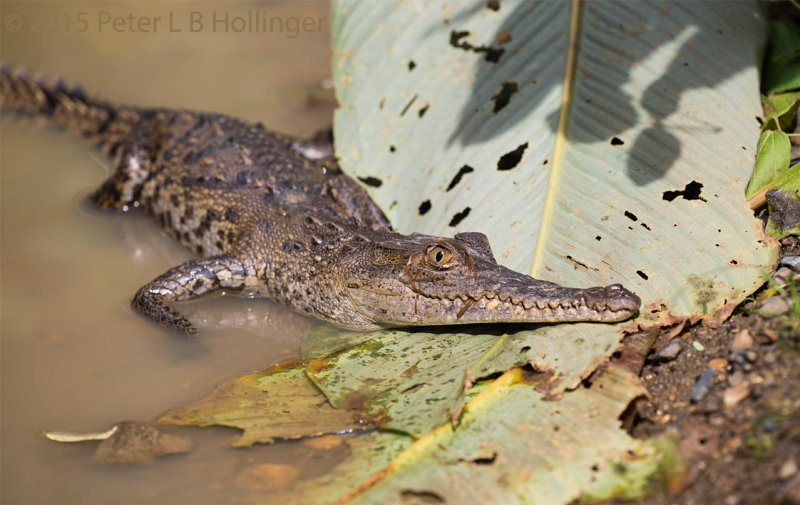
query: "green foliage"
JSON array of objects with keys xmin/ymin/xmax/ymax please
[
  {"xmin": 746, "ymin": 129, "xmax": 792, "ymax": 198},
  {"xmin": 746, "ymin": 20, "xmax": 800, "ymax": 205},
  {"xmin": 158, "ymin": 365, "xmax": 368, "ymax": 447},
  {"xmin": 762, "ymin": 21, "xmax": 800, "ymax": 94}
]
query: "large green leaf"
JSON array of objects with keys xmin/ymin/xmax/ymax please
[
  {"xmin": 305, "ymin": 323, "xmax": 619, "ymax": 437},
  {"xmin": 342, "ymin": 366, "xmax": 682, "ymax": 505},
  {"xmin": 317, "ymin": 0, "xmax": 775, "ymax": 438},
  {"xmin": 334, "ymin": 0, "xmax": 774, "ymax": 321},
  {"xmin": 285, "ymin": 366, "xmax": 681, "ymax": 505},
  {"xmin": 158, "ymin": 363, "xmax": 370, "ymax": 447}
]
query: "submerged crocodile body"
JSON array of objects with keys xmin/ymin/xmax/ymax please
[{"xmin": 0, "ymin": 65, "xmax": 641, "ymax": 335}]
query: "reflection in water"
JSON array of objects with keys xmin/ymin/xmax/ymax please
[{"xmin": 1, "ymin": 1, "xmax": 343, "ymax": 504}]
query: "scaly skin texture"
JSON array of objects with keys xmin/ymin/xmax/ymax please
[{"xmin": 0, "ymin": 65, "xmax": 641, "ymax": 335}]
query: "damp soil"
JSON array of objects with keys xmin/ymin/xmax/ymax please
[{"xmin": 597, "ymin": 237, "xmax": 800, "ymax": 505}]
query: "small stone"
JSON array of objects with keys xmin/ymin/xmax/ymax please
[
  {"xmin": 780, "ymin": 459, "xmax": 799, "ymax": 480},
  {"xmin": 761, "ymin": 329, "xmax": 779, "ymax": 343},
  {"xmin": 725, "ymin": 494, "xmax": 740, "ymax": 505},
  {"xmin": 654, "ymin": 339, "xmax": 682, "ymax": 362},
  {"xmin": 759, "ymin": 296, "xmax": 790, "ymax": 316},
  {"xmin": 731, "ymin": 329, "xmax": 754, "ymax": 351},
  {"xmin": 780, "ymin": 474, "xmax": 800, "ymax": 505},
  {"xmin": 691, "ymin": 368, "xmax": 717, "ymax": 403},
  {"xmin": 728, "ymin": 370, "xmax": 747, "ymax": 387},
  {"xmin": 745, "ymin": 350, "xmax": 758, "ymax": 363},
  {"xmin": 780, "ymin": 255, "xmax": 800, "ymax": 270},
  {"xmin": 731, "ymin": 352, "xmax": 754, "ymax": 372},
  {"xmin": 775, "ymin": 267, "xmax": 795, "ymax": 285},
  {"xmin": 708, "ymin": 358, "xmax": 729, "ymax": 373},
  {"xmin": 692, "ymin": 340, "xmax": 706, "ymax": 352},
  {"xmin": 235, "ymin": 463, "xmax": 300, "ymax": 491},
  {"xmin": 723, "ymin": 385, "xmax": 749, "ymax": 409}
]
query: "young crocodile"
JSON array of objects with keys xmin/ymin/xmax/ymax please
[{"xmin": 0, "ymin": 65, "xmax": 641, "ymax": 335}]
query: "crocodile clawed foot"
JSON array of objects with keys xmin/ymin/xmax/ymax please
[{"xmin": 131, "ymin": 288, "xmax": 198, "ymax": 337}]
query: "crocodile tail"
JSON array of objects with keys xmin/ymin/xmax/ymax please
[{"xmin": 0, "ymin": 62, "xmax": 137, "ymax": 153}]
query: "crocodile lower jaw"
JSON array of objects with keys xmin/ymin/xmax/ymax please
[{"xmin": 448, "ymin": 293, "xmax": 635, "ymax": 323}]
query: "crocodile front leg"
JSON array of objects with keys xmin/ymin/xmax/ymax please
[{"xmin": 131, "ymin": 255, "xmax": 254, "ymax": 335}]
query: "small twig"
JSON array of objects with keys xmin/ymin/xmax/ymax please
[{"xmin": 747, "ymin": 182, "xmax": 775, "ymax": 210}]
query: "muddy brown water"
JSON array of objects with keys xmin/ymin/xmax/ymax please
[{"xmin": 1, "ymin": 2, "xmax": 345, "ymax": 503}]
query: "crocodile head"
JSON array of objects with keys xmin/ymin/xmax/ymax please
[{"xmin": 338, "ymin": 231, "xmax": 641, "ymax": 329}]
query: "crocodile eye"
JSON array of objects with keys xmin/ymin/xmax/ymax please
[{"xmin": 427, "ymin": 245, "xmax": 453, "ymax": 265}]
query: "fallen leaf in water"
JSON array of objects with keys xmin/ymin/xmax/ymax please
[{"xmin": 158, "ymin": 363, "xmax": 371, "ymax": 447}]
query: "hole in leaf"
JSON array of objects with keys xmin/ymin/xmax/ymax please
[
  {"xmin": 418, "ymin": 104, "xmax": 429, "ymax": 117},
  {"xmin": 401, "ymin": 490, "xmax": 445, "ymax": 504},
  {"xmin": 449, "ymin": 207, "xmax": 472, "ymax": 227},
  {"xmin": 486, "ymin": 0, "xmax": 500, "ymax": 11},
  {"xmin": 449, "ymin": 30, "xmax": 505, "ymax": 63},
  {"xmin": 492, "ymin": 81, "xmax": 518, "ymax": 113},
  {"xmin": 610, "ymin": 137, "xmax": 624, "ymax": 146},
  {"xmin": 418, "ymin": 200, "xmax": 432, "ymax": 215},
  {"xmin": 636, "ymin": 270, "xmax": 649, "ymax": 280},
  {"xmin": 408, "ymin": 60, "xmax": 416, "ymax": 71},
  {"xmin": 624, "ymin": 211, "xmax": 638, "ymax": 221},
  {"xmin": 446, "ymin": 165, "xmax": 475, "ymax": 191},
  {"xmin": 470, "ymin": 453, "xmax": 497, "ymax": 465},
  {"xmin": 401, "ymin": 383, "xmax": 424, "ymax": 394},
  {"xmin": 662, "ymin": 181, "xmax": 707, "ymax": 202},
  {"xmin": 389, "ymin": 145, "xmax": 396, "ymax": 153},
  {"xmin": 358, "ymin": 176, "xmax": 382, "ymax": 188},
  {"xmin": 497, "ymin": 142, "xmax": 529, "ymax": 171}
]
